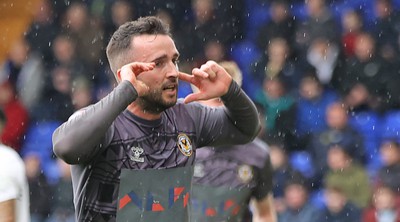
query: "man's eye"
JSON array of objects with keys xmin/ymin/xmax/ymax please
[{"xmin": 155, "ymin": 61, "xmax": 163, "ymax": 67}]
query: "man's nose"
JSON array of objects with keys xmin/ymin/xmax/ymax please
[{"xmin": 166, "ymin": 61, "xmax": 179, "ymax": 78}]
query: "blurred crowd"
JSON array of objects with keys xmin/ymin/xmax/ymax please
[{"xmin": 1, "ymin": 0, "xmax": 400, "ymax": 221}]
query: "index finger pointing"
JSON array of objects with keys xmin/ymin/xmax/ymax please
[{"xmin": 178, "ymin": 72, "xmax": 193, "ymax": 83}]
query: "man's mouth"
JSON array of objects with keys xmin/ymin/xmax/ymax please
[{"xmin": 163, "ymin": 84, "xmax": 177, "ymax": 91}]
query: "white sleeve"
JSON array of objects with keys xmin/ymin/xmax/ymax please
[
  {"xmin": 0, "ymin": 146, "xmax": 25, "ymax": 202},
  {"xmin": 0, "ymin": 176, "xmax": 19, "ymax": 202}
]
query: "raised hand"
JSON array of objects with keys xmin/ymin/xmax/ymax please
[
  {"xmin": 117, "ymin": 62, "xmax": 155, "ymax": 97},
  {"xmin": 179, "ymin": 60, "xmax": 233, "ymax": 104}
]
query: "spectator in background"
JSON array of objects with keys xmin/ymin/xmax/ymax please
[
  {"xmin": 278, "ymin": 173, "xmax": 322, "ymax": 222},
  {"xmin": 0, "ymin": 109, "xmax": 30, "ymax": 222},
  {"xmin": 343, "ymin": 83, "xmax": 380, "ymax": 114},
  {"xmin": 213, "ymin": 0, "xmax": 245, "ymax": 45},
  {"xmin": 256, "ymin": 0, "xmax": 296, "ymax": 52},
  {"xmin": 48, "ymin": 159, "xmax": 75, "ymax": 222},
  {"xmin": 0, "ymin": 38, "xmax": 46, "ymax": 110},
  {"xmin": 372, "ymin": 0, "xmax": 400, "ymax": 62},
  {"xmin": 343, "ymin": 32, "xmax": 394, "ymax": 112},
  {"xmin": 253, "ymin": 38, "xmax": 301, "ymax": 93},
  {"xmin": 254, "ymin": 75, "xmax": 297, "ymax": 149},
  {"xmin": 307, "ymin": 102, "xmax": 366, "ymax": 186},
  {"xmin": 195, "ymin": 39, "xmax": 228, "ymax": 67},
  {"xmin": 294, "ymin": 0, "xmax": 340, "ymax": 60},
  {"xmin": 341, "ymin": 9, "xmax": 364, "ymax": 58},
  {"xmin": 71, "ymin": 76, "xmax": 94, "ymax": 111},
  {"xmin": 104, "ymin": 0, "xmax": 136, "ymax": 40},
  {"xmin": 375, "ymin": 140, "xmax": 400, "ymax": 194},
  {"xmin": 25, "ymin": 0, "xmax": 59, "ymax": 69},
  {"xmin": 178, "ymin": 0, "xmax": 217, "ymax": 61},
  {"xmin": 30, "ymin": 66, "xmax": 74, "ymax": 123},
  {"xmin": 24, "ymin": 152, "xmax": 53, "ymax": 222},
  {"xmin": 268, "ymin": 140, "xmax": 298, "ymax": 214},
  {"xmin": 51, "ymin": 34, "xmax": 87, "ymax": 82},
  {"xmin": 136, "ymin": 0, "xmax": 191, "ymax": 27},
  {"xmin": 61, "ymin": 2, "xmax": 104, "ymax": 77},
  {"xmin": 180, "ymin": 0, "xmax": 236, "ymax": 62},
  {"xmin": 324, "ymin": 145, "xmax": 372, "ymax": 208},
  {"xmin": 321, "ymin": 185, "xmax": 362, "ymax": 222},
  {"xmin": 295, "ymin": 68, "xmax": 339, "ymax": 148},
  {"xmin": 306, "ymin": 37, "xmax": 346, "ymax": 90},
  {"xmin": 0, "ymin": 81, "xmax": 29, "ymax": 152},
  {"xmin": 363, "ymin": 185, "xmax": 400, "ymax": 222}
]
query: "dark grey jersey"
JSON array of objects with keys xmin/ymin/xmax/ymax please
[
  {"xmin": 52, "ymin": 80, "xmax": 260, "ymax": 221},
  {"xmin": 193, "ymin": 138, "xmax": 273, "ymax": 199},
  {"xmin": 191, "ymin": 138, "xmax": 272, "ymax": 221}
]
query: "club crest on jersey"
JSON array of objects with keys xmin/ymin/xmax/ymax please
[
  {"xmin": 130, "ymin": 146, "xmax": 144, "ymax": 163},
  {"xmin": 237, "ymin": 164, "xmax": 253, "ymax": 183},
  {"xmin": 177, "ymin": 134, "xmax": 193, "ymax": 157}
]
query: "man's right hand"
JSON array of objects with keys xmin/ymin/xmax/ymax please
[{"xmin": 117, "ymin": 62, "xmax": 155, "ymax": 97}]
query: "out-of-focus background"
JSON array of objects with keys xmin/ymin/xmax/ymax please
[{"xmin": 1, "ymin": 0, "xmax": 400, "ymax": 221}]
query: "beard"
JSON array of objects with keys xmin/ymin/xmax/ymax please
[{"xmin": 136, "ymin": 87, "xmax": 177, "ymax": 114}]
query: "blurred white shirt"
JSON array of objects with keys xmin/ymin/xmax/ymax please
[{"xmin": 0, "ymin": 144, "xmax": 30, "ymax": 222}]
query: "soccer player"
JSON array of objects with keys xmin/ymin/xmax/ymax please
[
  {"xmin": 0, "ymin": 109, "xmax": 30, "ymax": 222},
  {"xmin": 191, "ymin": 61, "xmax": 276, "ymax": 222},
  {"xmin": 52, "ymin": 16, "xmax": 260, "ymax": 221}
]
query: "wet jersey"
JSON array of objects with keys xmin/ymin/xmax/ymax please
[
  {"xmin": 52, "ymin": 80, "xmax": 260, "ymax": 222},
  {"xmin": 191, "ymin": 138, "xmax": 272, "ymax": 221}
]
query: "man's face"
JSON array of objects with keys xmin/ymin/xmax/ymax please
[
  {"xmin": 284, "ymin": 184, "xmax": 307, "ymax": 210},
  {"xmin": 130, "ymin": 34, "xmax": 180, "ymax": 114}
]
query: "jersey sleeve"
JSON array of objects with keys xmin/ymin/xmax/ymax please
[
  {"xmin": 186, "ymin": 81, "xmax": 260, "ymax": 147},
  {"xmin": 52, "ymin": 81, "xmax": 138, "ymax": 165},
  {"xmin": 220, "ymin": 80, "xmax": 260, "ymax": 138}
]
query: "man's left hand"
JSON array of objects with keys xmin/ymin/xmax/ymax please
[{"xmin": 179, "ymin": 60, "xmax": 233, "ymax": 104}]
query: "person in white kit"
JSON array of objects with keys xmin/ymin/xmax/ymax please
[{"xmin": 0, "ymin": 109, "xmax": 30, "ymax": 222}]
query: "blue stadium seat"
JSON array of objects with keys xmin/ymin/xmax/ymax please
[
  {"xmin": 21, "ymin": 121, "xmax": 62, "ymax": 183},
  {"xmin": 348, "ymin": 111, "xmax": 382, "ymax": 175},
  {"xmin": 230, "ymin": 40, "xmax": 262, "ymax": 99},
  {"xmin": 310, "ymin": 189, "xmax": 326, "ymax": 210},
  {"xmin": 291, "ymin": 2, "xmax": 308, "ymax": 22},
  {"xmin": 245, "ymin": 6, "xmax": 270, "ymax": 41},
  {"xmin": 381, "ymin": 110, "xmax": 400, "ymax": 141},
  {"xmin": 289, "ymin": 151, "xmax": 315, "ymax": 179}
]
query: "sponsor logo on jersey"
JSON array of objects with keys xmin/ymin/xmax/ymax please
[
  {"xmin": 177, "ymin": 134, "xmax": 193, "ymax": 156},
  {"xmin": 119, "ymin": 186, "xmax": 190, "ymax": 211},
  {"xmin": 130, "ymin": 146, "xmax": 144, "ymax": 162},
  {"xmin": 237, "ymin": 164, "xmax": 253, "ymax": 183}
]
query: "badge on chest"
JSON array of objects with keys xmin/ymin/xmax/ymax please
[{"xmin": 177, "ymin": 134, "xmax": 193, "ymax": 157}]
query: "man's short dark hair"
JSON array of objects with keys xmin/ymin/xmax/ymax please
[
  {"xmin": 106, "ymin": 16, "xmax": 171, "ymax": 75},
  {"xmin": 284, "ymin": 171, "xmax": 310, "ymax": 191}
]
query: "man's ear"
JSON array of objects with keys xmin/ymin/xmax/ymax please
[{"xmin": 116, "ymin": 69, "xmax": 122, "ymax": 82}]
